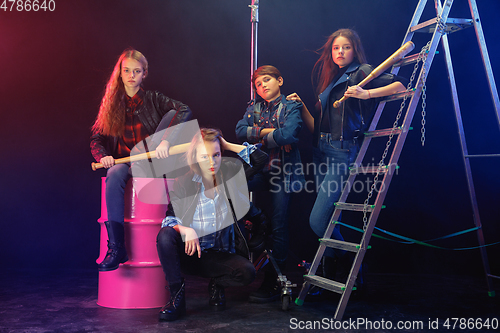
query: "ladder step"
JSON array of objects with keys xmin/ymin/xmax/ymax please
[
  {"xmin": 411, "ymin": 17, "xmax": 473, "ymax": 34},
  {"xmin": 319, "ymin": 239, "xmax": 361, "ymax": 252},
  {"xmin": 349, "ymin": 164, "xmax": 399, "ymax": 175},
  {"xmin": 379, "ymin": 88, "xmax": 415, "ymax": 102},
  {"xmin": 364, "ymin": 127, "xmax": 403, "ymax": 138},
  {"xmin": 304, "ymin": 275, "xmax": 346, "ymax": 294},
  {"xmin": 334, "ymin": 202, "xmax": 384, "ymax": 212},
  {"xmin": 465, "ymin": 153, "xmax": 500, "ymax": 158}
]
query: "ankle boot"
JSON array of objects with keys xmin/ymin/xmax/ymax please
[
  {"xmin": 159, "ymin": 279, "xmax": 186, "ymax": 321},
  {"xmin": 249, "ymin": 269, "xmax": 280, "ymax": 303},
  {"xmin": 247, "ymin": 212, "xmax": 267, "ymax": 253},
  {"xmin": 98, "ymin": 221, "xmax": 128, "ymax": 271},
  {"xmin": 208, "ymin": 278, "xmax": 226, "ymax": 310},
  {"xmin": 337, "ymin": 253, "xmax": 365, "ymax": 297},
  {"xmin": 323, "ymin": 255, "xmax": 337, "ymax": 280}
]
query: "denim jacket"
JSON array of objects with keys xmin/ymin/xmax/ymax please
[{"xmin": 235, "ymin": 94, "xmax": 305, "ymax": 192}]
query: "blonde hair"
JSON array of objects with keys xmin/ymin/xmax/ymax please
[
  {"xmin": 92, "ymin": 49, "xmax": 149, "ymax": 136},
  {"xmin": 187, "ymin": 128, "xmax": 223, "ymax": 176}
]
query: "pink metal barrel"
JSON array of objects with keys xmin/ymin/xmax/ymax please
[{"xmin": 97, "ymin": 177, "xmax": 171, "ymax": 309}]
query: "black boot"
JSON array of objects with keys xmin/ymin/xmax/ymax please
[
  {"xmin": 159, "ymin": 279, "xmax": 186, "ymax": 321},
  {"xmin": 247, "ymin": 212, "xmax": 267, "ymax": 253},
  {"xmin": 323, "ymin": 255, "xmax": 337, "ymax": 279},
  {"xmin": 208, "ymin": 278, "xmax": 226, "ymax": 311},
  {"xmin": 98, "ymin": 221, "xmax": 128, "ymax": 272},
  {"xmin": 249, "ymin": 269, "xmax": 280, "ymax": 303},
  {"xmin": 337, "ymin": 253, "xmax": 365, "ymax": 297}
]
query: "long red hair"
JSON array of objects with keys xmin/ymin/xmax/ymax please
[{"xmin": 92, "ymin": 49, "xmax": 149, "ymax": 137}]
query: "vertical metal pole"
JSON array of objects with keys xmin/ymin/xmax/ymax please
[
  {"xmin": 436, "ymin": 0, "xmax": 495, "ymax": 296},
  {"xmin": 248, "ymin": 1, "xmax": 259, "ymax": 205},
  {"xmin": 468, "ymin": 0, "xmax": 500, "ymax": 131},
  {"xmin": 249, "ymin": 0, "xmax": 259, "ymax": 100}
]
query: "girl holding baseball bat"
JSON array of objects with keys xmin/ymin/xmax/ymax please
[
  {"xmin": 90, "ymin": 49, "xmax": 192, "ymax": 272},
  {"xmin": 287, "ymin": 28, "xmax": 407, "ymax": 294}
]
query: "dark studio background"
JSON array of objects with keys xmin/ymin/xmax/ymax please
[{"xmin": 1, "ymin": 0, "xmax": 499, "ymax": 285}]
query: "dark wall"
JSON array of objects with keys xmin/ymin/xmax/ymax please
[{"xmin": 1, "ymin": 0, "xmax": 498, "ymax": 276}]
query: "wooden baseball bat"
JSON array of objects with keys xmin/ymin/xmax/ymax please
[
  {"xmin": 333, "ymin": 41, "xmax": 415, "ymax": 108},
  {"xmin": 91, "ymin": 143, "xmax": 190, "ymax": 171}
]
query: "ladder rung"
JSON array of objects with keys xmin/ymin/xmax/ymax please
[
  {"xmin": 304, "ymin": 275, "xmax": 346, "ymax": 294},
  {"xmin": 411, "ymin": 17, "xmax": 473, "ymax": 34},
  {"xmin": 334, "ymin": 202, "xmax": 381, "ymax": 212},
  {"xmin": 350, "ymin": 165, "xmax": 391, "ymax": 175},
  {"xmin": 379, "ymin": 89, "xmax": 415, "ymax": 103},
  {"xmin": 319, "ymin": 239, "xmax": 360, "ymax": 252},
  {"xmin": 465, "ymin": 154, "xmax": 500, "ymax": 158},
  {"xmin": 364, "ymin": 127, "xmax": 403, "ymax": 138}
]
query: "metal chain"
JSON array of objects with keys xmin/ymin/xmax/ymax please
[
  {"xmin": 420, "ymin": 15, "xmax": 446, "ymax": 146},
  {"xmin": 436, "ymin": 14, "xmax": 447, "ymax": 34},
  {"xmin": 420, "ymin": 41, "xmax": 431, "ymax": 146},
  {"xmin": 419, "ymin": 12, "xmax": 447, "ymax": 146},
  {"xmin": 361, "ymin": 42, "xmax": 431, "ymax": 230}
]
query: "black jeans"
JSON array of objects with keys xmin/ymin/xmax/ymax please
[{"xmin": 156, "ymin": 226, "xmax": 256, "ymax": 288}]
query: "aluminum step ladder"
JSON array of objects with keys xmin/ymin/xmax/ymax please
[{"xmin": 295, "ymin": 0, "xmax": 499, "ymax": 320}]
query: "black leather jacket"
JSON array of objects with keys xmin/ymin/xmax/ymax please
[
  {"xmin": 90, "ymin": 90, "xmax": 192, "ymax": 161},
  {"xmin": 314, "ymin": 62, "xmax": 406, "ymax": 147}
]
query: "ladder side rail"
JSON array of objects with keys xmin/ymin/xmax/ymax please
[
  {"xmin": 306, "ymin": 208, "xmax": 343, "ymax": 277},
  {"xmin": 439, "ymin": 30, "xmax": 494, "ymax": 294},
  {"xmin": 468, "ymin": 0, "xmax": 500, "ymax": 129},
  {"xmin": 369, "ymin": 102, "xmax": 389, "ymax": 134},
  {"xmin": 334, "ymin": 80, "xmax": 428, "ymax": 319},
  {"xmin": 297, "ymin": 119, "xmax": 381, "ymax": 301},
  {"xmin": 401, "ymin": 0, "xmax": 429, "ymax": 47},
  {"xmin": 334, "ymin": 240, "xmax": 368, "ymax": 319},
  {"xmin": 295, "ymin": 244, "xmax": 325, "ymax": 301},
  {"xmin": 335, "ymin": 23, "xmax": 446, "ymax": 318},
  {"xmin": 387, "ymin": 0, "xmax": 428, "ymax": 79},
  {"xmin": 296, "ymin": 200, "xmax": 346, "ymax": 301},
  {"xmin": 356, "ymin": 0, "xmax": 429, "ymax": 175},
  {"xmin": 305, "ymin": 0, "xmax": 452, "ymax": 317},
  {"xmin": 297, "ymin": 136, "xmax": 377, "ymax": 301},
  {"xmin": 371, "ymin": 0, "xmax": 424, "ymax": 135},
  {"xmin": 334, "ymin": 152, "xmax": 410, "ymax": 319}
]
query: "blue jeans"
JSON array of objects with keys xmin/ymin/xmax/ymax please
[
  {"xmin": 103, "ymin": 114, "xmax": 178, "ymax": 224},
  {"xmin": 157, "ymin": 227, "xmax": 255, "ymax": 287},
  {"xmin": 247, "ymin": 172, "xmax": 291, "ymax": 268},
  {"xmin": 105, "ymin": 163, "xmax": 132, "ymax": 224},
  {"xmin": 309, "ymin": 134, "xmax": 359, "ymax": 258}
]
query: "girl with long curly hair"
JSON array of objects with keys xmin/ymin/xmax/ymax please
[{"xmin": 91, "ymin": 49, "xmax": 192, "ymax": 271}]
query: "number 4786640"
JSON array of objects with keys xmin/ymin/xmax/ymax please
[{"xmin": 1, "ymin": 0, "xmax": 56, "ymax": 12}]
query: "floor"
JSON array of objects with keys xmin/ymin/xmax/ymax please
[{"xmin": 1, "ymin": 268, "xmax": 498, "ymax": 333}]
